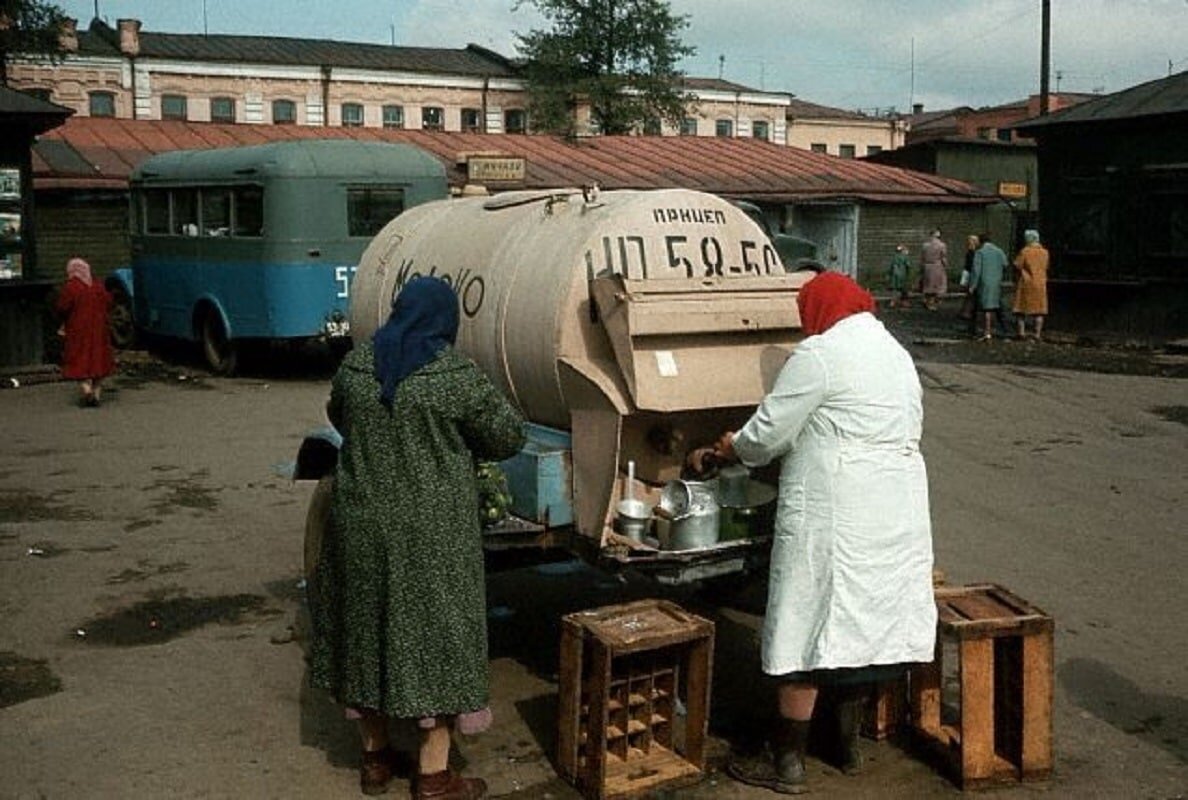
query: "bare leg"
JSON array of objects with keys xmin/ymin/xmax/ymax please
[
  {"xmin": 419, "ymin": 722, "xmax": 452, "ymax": 775},
  {"xmin": 1035, "ymin": 316, "xmax": 1045, "ymax": 340},
  {"xmin": 777, "ymin": 682, "xmax": 819, "ymax": 722},
  {"xmin": 358, "ymin": 712, "xmax": 389, "ymax": 753},
  {"xmin": 1017, "ymin": 314, "xmax": 1026, "ymax": 339},
  {"xmin": 983, "ymin": 312, "xmax": 993, "ymax": 338}
]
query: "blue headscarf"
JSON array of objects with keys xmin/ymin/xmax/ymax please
[{"xmin": 373, "ymin": 276, "xmax": 459, "ymax": 409}]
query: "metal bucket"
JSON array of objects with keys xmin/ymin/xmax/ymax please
[
  {"xmin": 656, "ymin": 480, "xmax": 720, "ymax": 550},
  {"xmin": 718, "ymin": 480, "xmax": 777, "ymax": 541}
]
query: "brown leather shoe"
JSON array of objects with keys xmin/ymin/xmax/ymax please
[
  {"xmin": 361, "ymin": 746, "xmax": 407, "ymax": 796},
  {"xmin": 413, "ymin": 770, "xmax": 488, "ymax": 800}
]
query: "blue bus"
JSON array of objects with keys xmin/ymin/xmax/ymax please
[{"xmin": 109, "ymin": 139, "xmax": 448, "ymax": 372}]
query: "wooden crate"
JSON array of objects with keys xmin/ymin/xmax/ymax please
[
  {"xmin": 910, "ymin": 583, "xmax": 1054, "ymax": 790},
  {"xmin": 557, "ymin": 600, "xmax": 714, "ymax": 800}
]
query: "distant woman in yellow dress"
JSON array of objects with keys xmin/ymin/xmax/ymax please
[{"xmin": 1013, "ymin": 229, "xmax": 1050, "ymax": 340}]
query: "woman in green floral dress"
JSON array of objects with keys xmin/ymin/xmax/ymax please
[{"xmin": 310, "ymin": 276, "xmax": 525, "ymax": 799}]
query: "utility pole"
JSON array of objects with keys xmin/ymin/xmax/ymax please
[
  {"xmin": 1040, "ymin": 0, "xmax": 1051, "ymax": 114},
  {"xmin": 909, "ymin": 38, "xmax": 915, "ymax": 111}
]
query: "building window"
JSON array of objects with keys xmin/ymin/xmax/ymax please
[
  {"xmin": 341, "ymin": 103, "xmax": 364, "ymax": 127},
  {"xmin": 504, "ymin": 108, "xmax": 526, "ymax": 134},
  {"xmin": 866, "ymin": 145, "xmax": 883, "ymax": 156},
  {"xmin": 752, "ymin": 120, "xmax": 770, "ymax": 141},
  {"xmin": 996, "ymin": 128, "xmax": 1013, "ymax": 142},
  {"xmin": 272, "ymin": 99, "xmax": 296, "ymax": 125},
  {"xmin": 642, "ymin": 117, "xmax": 662, "ymax": 136},
  {"xmin": 977, "ymin": 126, "xmax": 992, "ymax": 140},
  {"xmin": 679, "ymin": 117, "xmax": 698, "ymax": 136},
  {"xmin": 382, "ymin": 105, "xmax": 404, "ymax": 129},
  {"xmin": 161, "ymin": 94, "xmax": 188, "ymax": 121},
  {"xmin": 810, "ymin": 143, "xmax": 828, "ymax": 154},
  {"xmin": 838, "ymin": 144, "xmax": 856, "ymax": 159},
  {"xmin": 210, "ymin": 97, "xmax": 236, "ymax": 123},
  {"xmin": 27, "ymin": 88, "xmax": 52, "ymax": 102},
  {"xmin": 421, "ymin": 106, "xmax": 444, "ymax": 131},
  {"xmin": 88, "ymin": 91, "xmax": 115, "ymax": 117},
  {"xmin": 461, "ymin": 107, "xmax": 482, "ymax": 132},
  {"xmin": 715, "ymin": 119, "xmax": 733, "ymax": 137}
]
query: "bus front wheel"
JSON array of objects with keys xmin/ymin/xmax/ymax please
[
  {"xmin": 201, "ymin": 311, "xmax": 238, "ymax": 375},
  {"xmin": 108, "ymin": 287, "xmax": 137, "ymax": 349}
]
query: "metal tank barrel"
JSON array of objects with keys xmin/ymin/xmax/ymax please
[{"xmin": 350, "ymin": 188, "xmax": 810, "ymax": 561}]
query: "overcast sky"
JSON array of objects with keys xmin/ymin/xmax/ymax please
[{"xmin": 57, "ymin": 0, "xmax": 1188, "ymax": 113}]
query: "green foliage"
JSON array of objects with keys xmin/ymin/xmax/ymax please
[
  {"xmin": 476, "ymin": 462, "xmax": 514, "ymax": 527},
  {"xmin": 0, "ymin": 0, "xmax": 69, "ymax": 85},
  {"xmin": 514, "ymin": 0, "xmax": 695, "ymax": 135}
]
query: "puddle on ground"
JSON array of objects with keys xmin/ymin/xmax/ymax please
[
  {"xmin": 264, "ymin": 575, "xmax": 306, "ymax": 602},
  {"xmin": 0, "ymin": 651, "xmax": 63, "ymax": 709},
  {"xmin": 1151, "ymin": 405, "xmax": 1188, "ymax": 427},
  {"xmin": 0, "ymin": 490, "xmax": 91, "ymax": 523},
  {"xmin": 146, "ymin": 472, "xmax": 221, "ymax": 515},
  {"xmin": 74, "ymin": 592, "xmax": 269, "ymax": 646}
]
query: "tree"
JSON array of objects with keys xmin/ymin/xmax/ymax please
[
  {"xmin": 0, "ymin": 0, "xmax": 68, "ymax": 86},
  {"xmin": 514, "ymin": 0, "xmax": 695, "ymax": 135}
]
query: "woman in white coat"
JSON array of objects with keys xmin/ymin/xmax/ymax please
[{"xmin": 698, "ymin": 272, "xmax": 937, "ymax": 794}]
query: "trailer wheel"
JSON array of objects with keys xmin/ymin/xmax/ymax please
[
  {"xmin": 201, "ymin": 310, "xmax": 238, "ymax": 375},
  {"xmin": 108, "ymin": 287, "xmax": 137, "ymax": 349}
]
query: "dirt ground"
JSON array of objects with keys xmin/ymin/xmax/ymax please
[{"xmin": 1, "ymin": 297, "xmax": 1185, "ymax": 799}]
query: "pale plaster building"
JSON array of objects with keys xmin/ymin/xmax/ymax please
[{"xmin": 10, "ymin": 17, "xmax": 902, "ymax": 152}]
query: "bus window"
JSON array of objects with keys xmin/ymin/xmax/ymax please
[
  {"xmin": 174, "ymin": 189, "xmax": 199, "ymax": 236},
  {"xmin": 348, "ymin": 186, "xmax": 405, "ymax": 237},
  {"xmin": 234, "ymin": 186, "xmax": 263, "ymax": 237},
  {"xmin": 145, "ymin": 189, "xmax": 170, "ymax": 235},
  {"xmin": 202, "ymin": 188, "xmax": 232, "ymax": 237}
]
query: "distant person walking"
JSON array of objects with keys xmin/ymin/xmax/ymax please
[
  {"xmin": 959, "ymin": 234, "xmax": 979, "ymax": 324},
  {"xmin": 56, "ymin": 257, "xmax": 115, "ymax": 406},
  {"xmin": 887, "ymin": 244, "xmax": 911, "ymax": 308},
  {"xmin": 919, "ymin": 229, "xmax": 949, "ymax": 310},
  {"xmin": 1013, "ymin": 229, "xmax": 1050, "ymax": 340},
  {"xmin": 968, "ymin": 233, "xmax": 1009, "ymax": 341}
]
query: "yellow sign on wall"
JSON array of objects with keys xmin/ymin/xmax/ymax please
[
  {"xmin": 468, "ymin": 157, "xmax": 526, "ymax": 182},
  {"xmin": 997, "ymin": 181, "xmax": 1029, "ymax": 199}
]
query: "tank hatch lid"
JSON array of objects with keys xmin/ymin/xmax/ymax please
[
  {"xmin": 481, "ymin": 189, "xmax": 581, "ymax": 211},
  {"xmin": 590, "ymin": 274, "xmax": 808, "ymax": 413}
]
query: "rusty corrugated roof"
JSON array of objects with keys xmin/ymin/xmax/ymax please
[{"xmin": 34, "ymin": 117, "xmax": 992, "ymax": 204}]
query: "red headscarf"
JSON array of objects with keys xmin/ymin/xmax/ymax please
[
  {"xmin": 797, "ymin": 272, "xmax": 876, "ymax": 335},
  {"xmin": 66, "ymin": 257, "xmax": 93, "ymax": 286}
]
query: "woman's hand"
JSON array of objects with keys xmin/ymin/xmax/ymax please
[
  {"xmin": 685, "ymin": 446, "xmax": 718, "ymax": 476},
  {"xmin": 715, "ymin": 431, "xmax": 737, "ymax": 463}
]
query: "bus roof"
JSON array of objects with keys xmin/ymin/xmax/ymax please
[{"xmin": 130, "ymin": 139, "xmax": 445, "ymax": 184}]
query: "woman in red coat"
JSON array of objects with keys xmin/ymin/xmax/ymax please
[{"xmin": 56, "ymin": 258, "xmax": 115, "ymax": 406}]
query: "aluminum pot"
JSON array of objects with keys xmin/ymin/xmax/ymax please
[
  {"xmin": 718, "ymin": 480, "xmax": 777, "ymax": 541},
  {"xmin": 656, "ymin": 480, "xmax": 720, "ymax": 550}
]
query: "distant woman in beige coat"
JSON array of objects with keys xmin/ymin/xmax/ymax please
[{"xmin": 1012, "ymin": 229, "xmax": 1050, "ymax": 340}]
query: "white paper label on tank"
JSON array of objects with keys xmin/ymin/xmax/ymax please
[{"xmin": 655, "ymin": 350, "xmax": 679, "ymax": 377}]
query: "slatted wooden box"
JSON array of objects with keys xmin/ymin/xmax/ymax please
[
  {"xmin": 557, "ymin": 600, "xmax": 714, "ymax": 800},
  {"xmin": 910, "ymin": 583, "xmax": 1054, "ymax": 790}
]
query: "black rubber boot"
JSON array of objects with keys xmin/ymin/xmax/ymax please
[
  {"xmin": 727, "ymin": 717, "xmax": 810, "ymax": 795},
  {"xmin": 835, "ymin": 687, "xmax": 867, "ymax": 776}
]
